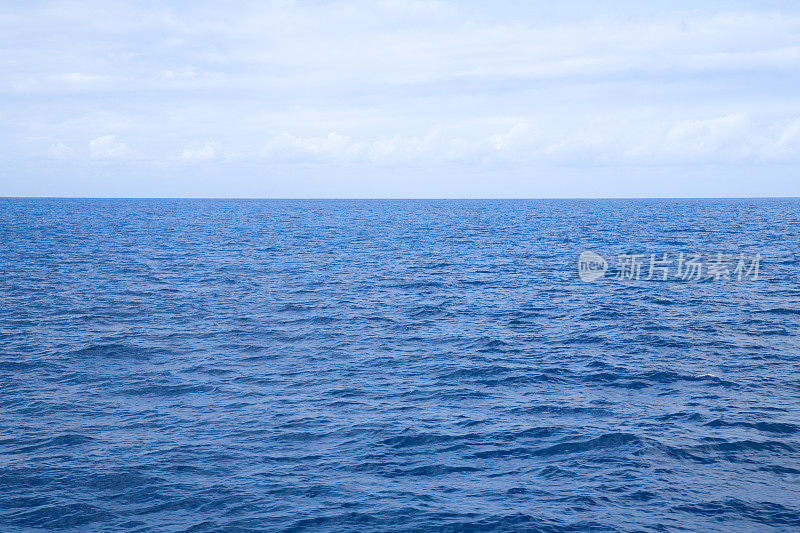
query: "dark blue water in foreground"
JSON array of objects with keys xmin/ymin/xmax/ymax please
[{"xmin": 1, "ymin": 199, "xmax": 799, "ymax": 532}]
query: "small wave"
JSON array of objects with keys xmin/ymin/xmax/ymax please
[
  {"xmin": 692, "ymin": 439, "xmax": 796, "ymax": 454},
  {"xmin": 13, "ymin": 434, "xmax": 95, "ymax": 454},
  {"xmin": 67, "ymin": 343, "xmax": 165, "ymax": 360},
  {"xmin": 759, "ymin": 464, "xmax": 800, "ymax": 474},
  {"xmin": 386, "ymin": 464, "xmax": 481, "ymax": 477},
  {"xmin": 673, "ymin": 499, "xmax": 800, "ymax": 527},
  {"xmin": 511, "ymin": 405, "xmax": 614, "ymax": 417},
  {"xmin": 704, "ymin": 419, "xmax": 799, "ymax": 434},
  {"xmin": 119, "ymin": 383, "xmax": 214, "ymax": 397},
  {"xmin": 382, "ymin": 432, "xmax": 472, "ymax": 448},
  {"xmin": 474, "ymin": 433, "xmax": 643, "ymax": 459},
  {"xmin": 757, "ymin": 307, "xmax": 800, "ymax": 315},
  {"xmin": 532, "ymin": 432, "xmax": 644, "ymax": 457}
]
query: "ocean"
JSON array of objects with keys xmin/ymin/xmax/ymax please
[{"xmin": 1, "ymin": 198, "xmax": 799, "ymax": 531}]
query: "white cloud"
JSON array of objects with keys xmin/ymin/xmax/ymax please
[
  {"xmin": 3, "ymin": 3, "xmax": 800, "ymax": 95},
  {"xmin": 261, "ymin": 132, "xmax": 363, "ymax": 163},
  {"xmin": 179, "ymin": 141, "xmax": 230, "ymax": 161},
  {"xmin": 59, "ymin": 73, "xmax": 104, "ymax": 84},
  {"xmin": 89, "ymin": 135, "xmax": 133, "ymax": 159},
  {"xmin": 252, "ymin": 113, "xmax": 800, "ymax": 167},
  {"xmin": 665, "ymin": 115, "xmax": 750, "ymax": 156},
  {"xmin": 776, "ymin": 118, "xmax": 800, "ymax": 150},
  {"xmin": 3, "ymin": 1, "xmax": 800, "ymax": 195},
  {"xmin": 47, "ymin": 142, "xmax": 75, "ymax": 159}
]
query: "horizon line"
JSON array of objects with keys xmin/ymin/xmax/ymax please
[{"xmin": 2, "ymin": 196, "xmax": 799, "ymax": 201}]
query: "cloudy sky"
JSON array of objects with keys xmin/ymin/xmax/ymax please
[{"xmin": 2, "ymin": 0, "xmax": 800, "ymax": 197}]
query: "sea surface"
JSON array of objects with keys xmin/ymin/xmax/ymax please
[{"xmin": 1, "ymin": 198, "xmax": 799, "ymax": 532}]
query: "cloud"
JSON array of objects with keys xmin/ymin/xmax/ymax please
[
  {"xmin": 180, "ymin": 141, "xmax": 229, "ymax": 161},
  {"xmin": 4, "ymin": 3, "xmax": 800, "ymax": 96},
  {"xmin": 47, "ymin": 142, "xmax": 75, "ymax": 159},
  {"xmin": 776, "ymin": 118, "xmax": 800, "ymax": 150},
  {"xmin": 59, "ymin": 73, "xmax": 105, "ymax": 84},
  {"xmin": 89, "ymin": 135, "xmax": 133, "ymax": 159},
  {"xmin": 253, "ymin": 113, "xmax": 800, "ymax": 167},
  {"xmin": 260, "ymin": 130, "xmax": 458, "ymax": 165},
  {"xmin": 2, "ymin": 1, "xmax": 800, "ymax": 195},
  {"xmin": 665, "ymin": 115, "xmax": 751, "ymax": 157},
  {"xmin": 260, "ymin": 132, "xmax": 362, "ymax": 163}
]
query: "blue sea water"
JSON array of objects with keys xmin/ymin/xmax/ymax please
[{"xmin": 1, "ymin": 198, "xmax": 799, "ymax": 532}]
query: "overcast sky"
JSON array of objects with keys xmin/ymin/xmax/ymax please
[{"xmin": 2, "ymin": 0, "xmax": 800, "ymax": 197}]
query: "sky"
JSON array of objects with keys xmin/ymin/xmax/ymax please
[{"xmin": 2, "ymin": 0, "xmax": 800, "ymax": 198}]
